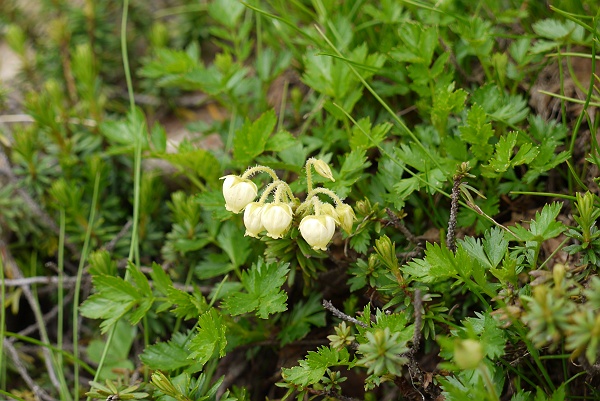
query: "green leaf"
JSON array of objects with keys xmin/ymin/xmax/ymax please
[
  {"xmin": 149, "ymin": 262, "xmax": 173, "ymax": 296},
  {"xmin": 233, "ymin": 109, "xmax": 277, "ymax": 163},
  {"xmin": 278, "ymin": 293, "xmax": 326, "ymax": 345},
  {"xmin": 150, "ymin": 123, "xmax": 167, "ymax": 153},
  {"xmin": 216, "ymin": 220, "xmax": 252, "ymax": 268},
  {"xmin": 265, "ymin": 130, "xmax": 297, "ymax": 152},
  {"xmin": 223, "ymin": 258, "xmax": 290, "ymax": 319},
  {"xmin": 483, "ymin": 132, "xmax": 539, "ymax": 177},
  {"xmin": 167, "ymin": 287, "xmax": 208, "ymax": 320},
  {"xmin": 509, "ymin": 202, "xmax": 565, "ymax": 242},
  {"xmin": 482, "ymin": 227, "xmax": 509, "ymax": 268},
  {"xmin": 389, "ymin": 23, "xmax": 438, "ymax": 65},
  {"xmin": 161, "ymin": 145, "xmax": 220, "ymax": 185},
  {"xmin": 86, "ymin": 321, "xmax": 136, "ymax": 380},
  {"xmin": 187, "ymin": 309, "xmax": 227, "ymax": 365},
  {"xmin": 281, "ymin": 346, "xmax": 352, "ymax": 387},
  {"xmin": 79, "ymin": 275, "xmax": 140, "ymax": 333},
  {"xmin": 459, "ymin": 103, "xmax": 494, "ymax": 161},
  {"xmin": 462, "ymin": 312, "xmax": 506, "ymax": 359},
  {"xmin": 100, "ymin": 107, "xmax": 148, "ymax": 149},
  {"xmin": 140, "ymin": 332, "xmax": 193, "ymax": 370},
  {"xmin": 431, "ymin": 83, "xmax": 468, "ymax": 135},
  {"xmin": 532, "ymin": 19, "xmax": 578, "ymax": 40},
  {"xmin": 349, "ymin": 117, "xmax": 392, "ymax": 151}
]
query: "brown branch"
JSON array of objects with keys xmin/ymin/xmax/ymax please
[
  {"xmin": 385, "ymin": 208, "xmax": 420, "ymax": 245},
  {"xmin": 323, "ymin": 300, "xmax": 368, "ymax": 328},
  {"xmin": 3, "ymin": 339, "xmax": 58, "ymax": 401},
  {"xmin": 103, "ymin": 220, "xmax": 132, "ymax": 252},
  {"xmin": 446, "ymin": 176, "xmax": 461, "ymax": 253},
  {"xmin": 1, "ymin": 241, "xmax": 61, "ymax": 392}
]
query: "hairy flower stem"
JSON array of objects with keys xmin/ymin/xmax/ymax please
[
  {"xmin": 446, "ymin": 176, "xmax": 462, "ymax": 253},
  {"xmin": 258, "ymin": 180, "xmax": 291, "ymax": 203},
  {"xmin": 241, "ymin": 165, "xmax": 279, "ymax": 181}
]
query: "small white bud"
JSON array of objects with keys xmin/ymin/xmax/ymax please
[
  {"xmin": 454, "ymin": 339, "xmax": 484, "ymax": 369},
  {"xmin": 312, "ymin": 159, "xmax": 335, "ymax": 182},
  {"xmin": 243, "ymin": 202, "xmax": 264, "ymax": 238},
  {"xmin": 299, "ymin": 215, "xmax": 336, "ymax": 251},
  {"xmin": 336, "ymin": 203, "xmax": 356, "ymax": 234},
  {"xmin": 262, "ymin": 203, "xmax": 293, "ymax": 239},
  {"xmin": 221, "ymin": 175, "xmax": 257, "ymax": 214}
]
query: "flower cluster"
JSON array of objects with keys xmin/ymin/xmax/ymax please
[{"xmin": 221, "ymin": 159, "xmax": 355, "ymax": 251}]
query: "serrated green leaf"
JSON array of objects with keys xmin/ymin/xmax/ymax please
[
  {"xmin": 390, "ymin": 23, "xmax": 437, "ymax": 65},
  {"xmin": 483, "ymin": 227, "xmax": 509, "ymax": 268},
  {"xmin": 149, "ymin": 262, "xmax": 173, "ymax": 296},
  {"xmin": 532, "ymin": 19, "xmax": 577, "ymax": 40},
  {"xmin": 233, "ymin": 109, "xmax": 277, "ymax": 163},
  {"xmin": 431, "ymin": 83, "xmax": 468, "ymax": 134},
  {"xmin": 509, "ymin": 202, "xmax": 565, "ymax": 242},
  {"xmin": 128, "ymin": 262, "xmax": 152, "ymax": 298},
  {"xmin": 100, "ymin": 107, "xmax": 148, "ymax": 148},
  {"xmin": 223, "ymin": 258, "xmax": 289, "ymax": 319},
  {"xmin": 281, "ymin": 346, "xmax": 352, "ymax": 387},
  {"xmin": 141, "ymin": 332, "xmax": 194, "ymax": 370},
  {"xmin": 459, "ymin": 103, "xmax": 494, "ymax": 160},
  {"xmin": 187, "ymin": 309, "xmax": 227, "ymax": 365},
  {"xmin": 349, "ymin": 117, "xmax": 392, "ymax": 151},
  {"xmin": 462, "ymin": 311, "xmax": 506, "ymax": 359},
  {"xmin": 161, "ymin": 147, "xmax": 220, "ymax": 185},
  {"xmin": 167, "ymin": 287, "xmax": 208, "ymax": 320}
]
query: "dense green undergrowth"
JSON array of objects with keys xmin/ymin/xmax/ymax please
[{"xmin": 1, "ymin": 0, "xmax": 600, "ymax": 400}]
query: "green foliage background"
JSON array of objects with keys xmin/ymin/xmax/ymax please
[{"xmin": 1, "ymin": 0, "xmax": 600, "ymax": 400}]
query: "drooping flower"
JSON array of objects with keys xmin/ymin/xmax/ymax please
[
  {"xmin": 221, "ymin": 175, "xmax": 257, "ymax": 213},
  {"xmin": 299, "ymin": 214, "xmax": 336, "ymax": 251},
  {"xmin": 262, "ymin": 203, "xmax": 293, "ymax": 239},
  {"xmin": 336, "ymin": 203, "xmax": 356, "ymax": 234},
  {"xmin": 243, "ymin": 202, "xmax": 264, "ymax": 238}
]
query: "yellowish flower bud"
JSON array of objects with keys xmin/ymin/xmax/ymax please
[
  {"xmin": 336, "ymin": 203, "xmax": 356, "ymax": 234},
  {"xmin": 221, "ymin": 175, "xmax": 257, "ymax": 213},
  {"xmin": 262, "ymin": 203, "xmax": 293, "ymax": 239},
  {"xmin": 454, "ymin": 339, "xmax": 484, "ymax": 369},
  {"xmin": 313, "ymin": 159, "xmax": 335, "ymax": 182}
]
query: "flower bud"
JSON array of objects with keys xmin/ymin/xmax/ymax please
[
  {"xmin": 262, "ymin": 203, "xmax": 293, "ymax": 239},
  {"xmin": 336, "ymin": 203, "xmax": 356, "ymax": 234},
  {"xmin": 454, "ymin": 339, "xmax": 484, "ymax": 369},
  {"xmin": 221, "ymin": 175, "xmax": 257, "ymax": 213},
  {"xmin": 243, "ymin": 202, "xmax": 264, "ymax": 238},
  {"xmin": 320, "ymin": 203, "xmax": 339, "ymax": 221},
  {"xmin": 312, "ymin": 159, "xmax": 335, "ymax": 182},
  {"xmin": 299, "ymin": 215, "xmax": 336, "ymax": 251}
]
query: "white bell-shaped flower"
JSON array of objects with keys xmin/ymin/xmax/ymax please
[
  {"xmin": 299, "ymin": 215, "xmax": 336, "ymax": 251},
  {"xmin": 336, "ymin": 203, "xmax": 356, "ymax": 234},
  {"xmin": 221, "ymin": 175, "xmax": 257, "ymax": 213},
  {"xmin": 243, "ymin": 202, "xmax": 264, "ymax": 238},
  {"xmin": 262, "ymin": 203, "xmax": 293, "ymax": 239}
]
